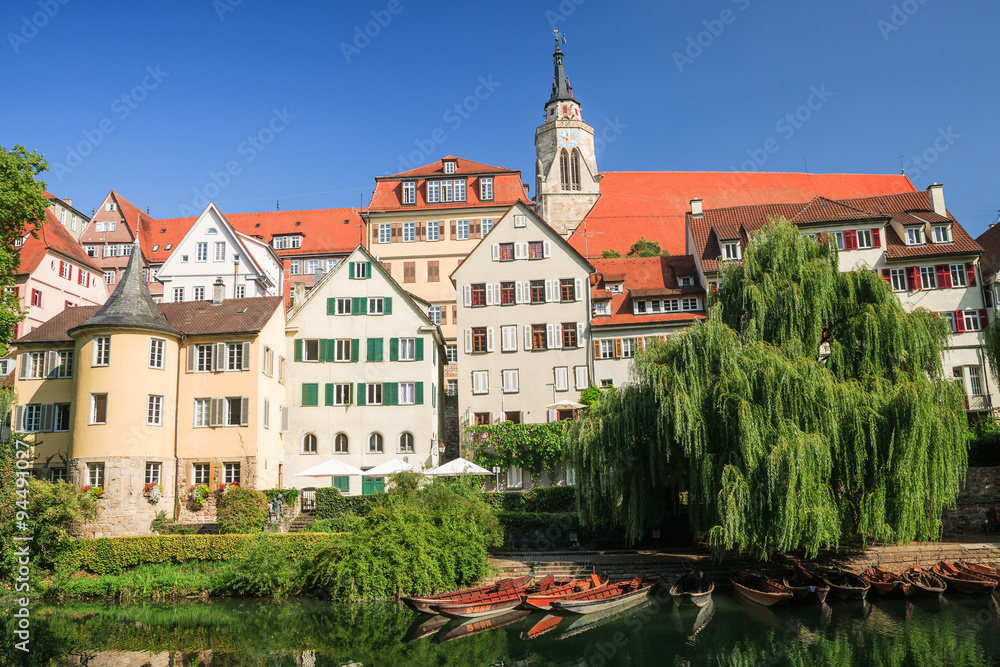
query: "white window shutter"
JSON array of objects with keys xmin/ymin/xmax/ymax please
[
  {"xmin": 577, "ymin": 322, "xmax": 584, "ymax": 347},
  {"xmin": 464, "ymin": 328, "xmax": 473, "ymax": 354},
  {"xmin": 187, "ymin": 345, "xmax": 196, "ymax": 372},
  {"xmin": 554, "ymin": 367, "xmax": 568, "ymax": 391},
  {"xmin": 240, "ymin": 397, "xmax": 250, "ymax": 427},
  {"xmin": 242, "ymin": 342, "xmax": 251, "ymax": 370},
  {"xmin": 546, "ymin": 323, "xmax": 556, "ymax": 349},
  {"xmin": 463, "ymin": 285, "xmax": 471, "ymax": 308},
  {"xmin": 575, "ymin": 278, "xmax": 583, "ymax": 301},
  {"xmin": 485, "ymin": 283, "xmax": 494, "ymax": 306},
  {"xmin": 486, "ymin": 327, "xmax": 495, "ymax": 352},
  {"xmin": 575, "ymin": 365, "xmax": 588, "ymax": 390},
  {"xmin": 545, "ymin": 280, "xmax": 554, "ymax": 303},
  {"xmin": 280, "ymin": 406, "xmax": 289, "ymax": 432},
  {"xmin": 515, "ymin": 242, "xmax": 527, "ymax": 260},
  {"xmin": 44, "ymin": 351, "xmax": 57, "ymax": 378},
  {"xmin": 493, "ymin": 283, "xmax": 501, "ymax": 305},
  {"xmin": 213, "ymin": 343, "xmax": 226, "ymax": 371},
  {"xmin": 14, "ymin": 406, "xmax": 24, "ymax": 431},
  {"xmin": 554, "ymin": 324, "xmax": 563, "ymax": 348},
  {"xmin": 40, "ymin": 404, "xmax": 54, "ymax": 432},
  {"xmin": 524, "ymin": 325, "xmax": 532, "ymax": 349},
  {"xmin": 547, "ymin": 409, "xmax": 557, "ymax": 423},
  {"xmin": 543, "ymin": 241, "xmax": 552, "ymax": 258},
  {"xmin": 491, "ymin": 244, "xmax": 500, "ymax": 261},
  {"xmin": 18, "ymin": 353, "xmax": 29, "ymax": 380},
  {"xmin": 512, "ymin": 370, "xmax": 519, "ymax": 392},
  {"xmin": 469, "ymin": 412, "xmax": 476, "ymax": 426},
  {"xmin": 517, "ymin": 281, "xmax": 528, "ymax": 304}
]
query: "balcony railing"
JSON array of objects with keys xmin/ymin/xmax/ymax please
[{"xmin": 965, "ymin": 394, "xmax": 992, "ymax": 411}]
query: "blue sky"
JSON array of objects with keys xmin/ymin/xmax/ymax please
[{"xmin": 3, "ymin": 0, "xmax": 998, "ymax": 235}]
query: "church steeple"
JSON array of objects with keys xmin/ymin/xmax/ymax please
[{"xmin": 548, "ymin": 32, "xmax": 577, "ymax": 105}]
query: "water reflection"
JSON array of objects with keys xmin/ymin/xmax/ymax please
[{"xmin": 2, "ymin": 589, "xmax": 998, "ymax": 666}]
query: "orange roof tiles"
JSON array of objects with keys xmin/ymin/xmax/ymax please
[
  {"xmin": 369, "ymin": 156, "xmax": 529, "ymax": 212},
  {"xmin": 17, "ymin": 208, "xmax": 103, "ymax": 276},
  {"xmin": 569, "ymin": 171, "xmax": 916, "ymax": 258},
  {"xmin": 590, "ymin": 256, "xmax": 706, "ymax": 328}
]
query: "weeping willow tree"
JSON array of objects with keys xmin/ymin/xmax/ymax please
[{"xmin": 566, "ymin": 218, "xmax": 969, "ymax": 559}]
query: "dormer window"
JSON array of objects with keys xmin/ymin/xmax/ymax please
[
  {"xmin": 722, "ymin": 241, "xmax": 741, "ymax": 261},
  {"xmin": 679, "ymin": 277, "xmax": 694, "ymax": 287},
  {"xmin": 480, "ymin": 177, "xmax": 493, "ymax": 201},
  {"xmin": 444, "ymin": 161, "xmax": 456, "ymax": 174},
  {"xmin": 594, "ymin": 301, "xmax": 610, "ymax": 316},
  {"xmin": 905, "ymin": 228, "xmax": 924, "ymax": 245},
  {"xmin": 932, "ymin": 225, "xmax": 952, "ymax": 243},
  {"xmin": 402, "ymin": 181, "xmax": 416, "ymax": 204},
  {"xmin": 608, "ymin": 283, "xmax": 623, "ymax": 294}
]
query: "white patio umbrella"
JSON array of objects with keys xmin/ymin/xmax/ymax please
[
  {"xmin": 294, "ymin": 459, "xmax": 364, "ymax": 478},
  {"xmin": 364, "ymin": 458, "xmax": 422, "ymax": 476},
  {"xmin": 545, "ymin": 400, "xmax": 587, "ymax": 410},
  {"xmin": 426, "ymin": 457, "xmax": 492, "ymax": 477}
]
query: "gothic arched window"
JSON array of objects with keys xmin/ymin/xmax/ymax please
[
  {"xmin": 559, "ymin": 149, "xmax": 570, "ymax": 191},
  {"xmin": 570, "ymin": 149, "xmax": 581, "ymax": 191}
]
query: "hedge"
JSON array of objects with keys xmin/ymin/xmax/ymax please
[
  {"xmin": 68, "ymin": 533, "xmax": 342, "ymax": 575},
  {"xmin": 262, "ymin": 488, "xmax": 300, "ymax": 507},
  {"xmin": 497, "ymin": 511, "xmax": 578, "ymax": 531},
  {"xmin": 315, "ymin": 488, "xmax": 380, "ymax": 519},
  {"xmin": 485, "ymin": 486, "xmax": 576, "ymax": 513}
]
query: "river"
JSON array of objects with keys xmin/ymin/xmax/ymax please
[{"xmin": 4, "ymin": 588, "xmax": 1000, "ymax": 666}]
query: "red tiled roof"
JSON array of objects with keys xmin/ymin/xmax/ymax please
[
  {"xmin": 976, "ymin": 224, "xmax": 1000, "ymax": 279},
  {"xmin": 14, "ymin": 296, "xmax": 283, "ymax": 344},
  {"xmin": 369, "ymin": 156, "xmax": 529, "ymax": 211},
  {"xmin": 589, "ymin": 256, "xmax": 706, "ymax": 327},
  {"xmin": 569, "ymin": 171, "xmax": 916, "ymax": 258},
  {"xmin": 17, "ymin": 208, "xmax": 103, "ymax": 276}
]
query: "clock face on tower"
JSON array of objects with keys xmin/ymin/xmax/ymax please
[{"xmin": 558, "ymin": 129, "xmax": 579, "ymax": 149}]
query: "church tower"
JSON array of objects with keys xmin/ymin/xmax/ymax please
[{"xmin": 534, "ymin": 34, "xmax": 601, "ymax": 237}]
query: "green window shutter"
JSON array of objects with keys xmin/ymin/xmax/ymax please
[
  {"xmin": 389, "ymin": 338, "xmax": 399, "ymax": 361},
  {"xmin": 302, "ymin": 383, "xmax": 318, "ymax": 407},
  {"xmin": 385, "ymin": 382, "xmax": 398, "ymax": 405},
  {"xmin": 348, "ymin": 383, "xmax": 353, "ymax": 405},
  {"xmin": 415, "ymin": 382, "xmax": 424, "ymax": 405},
  {"xmin": 325, "ymin": 383, "xmax": 334, "ymax": 406},
  {"xmin": 357, "ymin": 383, "xmax": 366, "ymax": 406},
  {"xmin": 351, "ymin": 339, "xmax": 360, "ymax": 362},
  {"xmin": 318, "ymin": 339, "xmax": 326, "ymax": 362},
  {"xmin": 326, "ymin": 339, "xmax": 337, "ymax": 361},
  {"xmin": 365, "ymin": 261, "xmax": 372, "ymax": 278},
  {"xmin": 352, "ymin": 297, "xmax": 367, "ymax": 315},
  {"xmin": 366, "ymin": 338, "xmax": 378, "ymax": 362},
  {"xmin": 384, "ymin": 297, "xmax": 392, "ymax": 314},
  {"xmin": 326, "ymin": 298, "xmax": 336, "ymax": 315},
  {"xmin": 349, "ymin": 262, "xmax": 355, "ymax": 279},
  {"xmin": 431, "ymin": 383, "xmax": 436, "ymax": 408},
  {"xmin": 374, "ymin": 338, "xmax": 383, "ymax": 361},
  {"xmin": 334, "ymin": 476, "xmax": 350, "ymax": 493},
  {"xmin": 416, "ymin": 338, "xmax": 424, "ymax": 361},
  {"xmin": 294, "ymin": 339, "xmax": 303, "ymax": 362}
]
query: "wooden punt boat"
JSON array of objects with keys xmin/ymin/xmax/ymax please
[
  {"xmin": 432, "ymin": 609, "xmax": 532, "ymax": 644},
  {"xmin": 902, "ymin": 564, "xmax": 946, "ymax": 598},
  {"xmin": 550, "ymin": 575, "xmax": 658, "ymax": 615},
  {"xmin": 862, "ymin": 565, "xmax": 910, "ymax": 598},
  {"xmin": 730, "ymin": 571, "xmax": 794, "ymax": 607},
  {"xmin": 783, "ymin": 566, "xmax": 830, "ymax": 604},
  {"xmin": 522, "ymin": 573, "xmax": 608, "ymax": 611},
  {"xmin": 669, "ymin": 570, "xmax": 715, "ymax": 607},
  {"xmin": 402, "ymin": 613, "xmax": 451, "ymax": 642},
  {"xmin": 822, "ymin": 570, "xmax": 870, "ymax": 600},
  {"xmin": 431, "ymin": 575, "xmax": 564, "ymax": 618},
  {"xmin": 521, "ymin": 613, "xmax": 565, "ymax": 639},
  {"xmin": 401, "ymin": 574, "xmax": 534, "ymax": 614},
  {"xmin": 931, "ymin": 561, "xmax": 998, "ymax": 595},
  {"xmin": 956, "ymin": 560, "xmax": 1000, "ymax": 585}
]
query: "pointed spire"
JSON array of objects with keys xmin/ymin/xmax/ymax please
[
  {"xmin": 69, "ymin": 244, "xmax": 181, "ymax": 338},
  {"xmin": 548, "ymin": 31, "xmax": 578, "ymax": 105}
]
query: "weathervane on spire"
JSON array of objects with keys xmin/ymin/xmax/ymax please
[{"xmin": 553, "ymin": 30, "xmax": 566, "ymax": 49}]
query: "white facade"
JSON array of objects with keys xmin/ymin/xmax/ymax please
[
  {"xmin": 283, "ymin": 246, "xmax": 444, "ymax": 494},
  {"xmin": 156, "ymin": 203, "xmax": 283, "ymax": 302}
]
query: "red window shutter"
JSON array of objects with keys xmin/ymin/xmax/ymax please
[
  {"xmin": 967, "ymin": 263, "xmax": 977, "ymax": 287},
  {"xmin": 844, "ymin": 230, "xmax": 858, "ymax": 250},
  {"xmin": 935, "ymin": 265, "xmax": 949, "ymax": 289},
  {"xmin": 907, "ymin": 267, "xmax": 921, "ymax": 291},
  {"xmin": 881, "ymin": 269, "xmax": 891, "ymax": 284},
  {"xmin": 871, "ymin": 228, "xmax": 881, "ymax": 248},
  {"xmin": 954, "ymin": 310, "xmax": 966, "ymax": 333},
  {"xmin": 980, "ymin": 308, "xmax": 989, "ymax": 329}
]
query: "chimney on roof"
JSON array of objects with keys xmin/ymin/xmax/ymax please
[
  {"xmin": 928, "ymin": 183, "xmax": 946, "ymax": 216},
  {"xmin": 212, "ymin": 278, "xmax": 225, "ymax": 305},
  {"xmin": 690, "ymin": 198, "xmax": 703, "ymax": 219},
  {"xmin": 523, "ymin": 183, "xmax": 530, "ymax": 199},
  {"xmin": 64, "ymin": 199, "xmax": 72, "ymax": 206}
]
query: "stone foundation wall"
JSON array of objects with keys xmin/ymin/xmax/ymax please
[
  {"xmin": 942, "ymin": 466, "xmax": 999, "ymax": 533},
  {"xmin": 175, "ymin": 457, "xmax": 259, "ymax": 525},
  {"xmin": 70, "ymin": 456, "xmax": 175, "ymax": 538}
]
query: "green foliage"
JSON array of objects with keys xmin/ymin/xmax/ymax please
[
  {"xmin": 627, "ymin": 236, "xmax": 668, "ymax": 257},
  {"xmin": 497, "ymin": 511, "xmax": 578, "ymax": 530},
  {"xmin": 150, "ymin": 510, "xmax": 168, "ymax": 534},
  {"xmin": 580, "ymin": 384, "xmax": 603, "ymax": 406},
  {"xmin": 567, "ymin": 218, "xmax": 969, "ymax": 559},
  {"xmin": 387, "ymin": 470, "xmax": 425, "ymax": 496},
  {"xmin": 216, "ymin": 486, "xmax": 268, "ymax": 534},
  {"xmin": 467, "ymin": 422, "xmax": 568, "ymax": 481},
  {"xmin": 315, "ymin": 487, "xmax": 379, "ymax": 519},
  {"xmin": 261, "ymin": 487, "xmax": 299, "ymax": 507},
  {"xmin": 601, "ymin": 248, "xmax": 622, "ymax": 258},
  {"xmin": 309, "ymin": 516, "xmax": 360, "ymax": 533},
  {"xmin": 226, "ymin": 537, "xmax": 316, "ymax": 597},
  {"xmin": 483, "ymin": 486, "xmax": 577, "ymax": 512},
  {"xmin": 189, "ymin": 483, "xmax": 210, "ymax": 508},
  {"xmin": 967, "ymin": 414, "xmax": 1000, "ymax": 466}
]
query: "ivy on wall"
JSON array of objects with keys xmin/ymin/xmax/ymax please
[{"xmin": 466, "ymin": 422, "xmax": 568, "ymax": 481}]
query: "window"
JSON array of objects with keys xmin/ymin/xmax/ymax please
[
  {"xmin": 472, "ymin": 370, "xmax": 489, "ymax": 394},
  {"xmin": 53, "ymin": 404, "xmax": 71, "ymax": 431},
  {"xmin": 235, "ymin": 285, "xmax": 246, "ymax": 299},
  {"xmin": 562, "ymin": 323, "xmax": 579, "ymax": 348},
  {"xmin": 225, "ymin": 397, "xmax": 246, "ymax": 426},
  {"xmin": 399, "ymin": 382, "xmax": 415, "ymax": 405},
  {"xmin": 303, "ymin": 339, "xmax": 320, "ymax": 362},
  {"xmin": 933, "ymin": 225, "xmax": 951, "ymax": 243},
  {"xmin": 427, "ymin": 220, "xmax": 440, "ymax": 241},
  {"xmin": 480, "ymin": 177, "xmax": 493, "ymax": 200},
  {"xmin": 226, "ymin": 342, "xmax": 244, "ymax": 370},
  {"xmin": 93, "ymin": 337, "xmax": 110, "ymax": 366},
  {"xmin": 621, "ymin": 338, "xmax": 636, "ymax": 358},
  {"xmin": 224, "ymin": 463, "xmax": 240, "ymax": 484},
  {"xmin": 368, "ymin": 433, "xmax": 384, "ymax": 453},
  {"xmin": 969, "ymin": 366, "xmax": 984, "ymax": 396},
  {"xmin": 352, "ymin": 261, "xmax": 370, "ymax": 279},
  {"xmin": 398, "ymin": 432, "xmax": 415, "ymax": 453},
  {"xmin": 856, "ymin": 229, "xmax": 873, "ymax": 249},
  {"xmin": 444, "ymin": 161, "xmax": 456, "ymax": 174},
  {"xmin": 507, "ymin": 466, "xmax": 523, "ymax": 488},
  {"xmin": 446, "ymin": 345, "xmax": 457, "ymax": 363},
  {"xmin": 369, "ymin": 297, "xmax": 385, "ymax": 315},
  {"xmin": 172, "ymin": 287, "xmax": 185, "ymax": 303},
  {"xmin": 147, "ymin": 395, "xmax": 163, "ymax": 425},
  {"xmin": 30, "ymin": 288, "xmax": 42, "ymax": 307},
  {"xmin": 502, "ymin": 369, "xmax": 519, "ymax": 393},
  {"xmin": 306, "ymin": 259, "xmax": 318, "ymax": 274},
  {"xmin": 472, "ymin": 327, "xmax": 489, "ymax": 353},
  {"xmin": 890, "ymin": 268, "xmax": 907, "ymax": 291},
  {"xmin": 447, "ymin": 379, "xmax": 458, "ymax": 396},
  {"xmin": 145, "ymin": 462, "xmax": 161, "ymax": 485},
  {"xmin": 529, "ymin": 241, "xmax": 544, "ymax": 260},
  {"xmin": 679, "ymin": 277, "xmax": 694, "ymax": 287},
  {"xmin": 190, "ymin": 286, "xmax": 204, "ymax": 301},
  {"xmin": 273, "ymin": 237, "xmax": 285, "ymax": 250},
  {"xmin": 601, "ymin": 378, "xmax": 614, "ymax": 388},
  {"xmin": 920, "ymin": 266, "xmax": 937, "ymax": 290},
  {"xmin": 964, "ymin": 310, "xmax": 981, "ymax": 332},
  {"xmin": 290, "ymin": 260, "xmax": 300, "ymax": 275},
  {"xmin": 328, "ymin": 297, "xmax": 348, "ymax": 315},
  {"xmin": 471, "ymin": 284, "xmax": 486, "ymax": 307},
  {"xmin": 196, "ymin": 242, "xmax": 208, "ymax": 261},
  {"xmin": 722, "ymin": 242, "xmax": 740, "ymax": 260},
  {"xmin": 635, "ymin": 300, "xmax": 647, "ymax": 314},
  {"xmin": 22, "ymin": 405, "xmax": 41, "ymax": 432},
  {"xmin": 403, "ymin": 222, "xmax": 415, "ymax": 242},
  {"xmin": 402, "ymin": 181, "xmax": 416, "ymax": 204},
  {"xmin": 288, "ymin": 236, "xmax": 301, "ymax": 249},
  {"xmin": 429, "ymin": 306, "xmax": 441, "ymax": 324},
  {"xmin": 560, "ymin": 279, "xmax": 575, "ymax": 302},
  {"xmin": 554, "ymin": 366, "xmax": 569, "ymax": 392},
  {"xmin": 193, "ymin": 464, "xmax": 209, "ymax": 484},
  {"xmin": 196, "ymin": 344, "xmax": 213, "ymax": 372},
  {"xmin": 194, "ymin": 398, "xmax": 210, "ymax": 427},
  {"xmin": 599, "ymin": 339, "xmax": 615, "ymax": 359},
  {"xmin": 530, "ymin": 280, "xmax": 545, "ymax": 304},
  {"xmin": 906, "ymin": 228, "xmax": 924, "ymax": 245},
  {"xmin": 88, "ymin": 463, "xmax": 105, "ymax": 488},
  {"xmin": 303, "ymin": 434, "xmax": 318, "ymax": 454},
  {"xmin": 594, "ymin": 301, "xmax": 610, "ymax": 316},
  {"xmin": 475, "ymin": 412, "xmax": 491, "ymax": 426},
  {"xmin": 90, "ymin": 394, "xmax": 107, "ymax": 424},
  {"xmin": 454, "ymin": 219, "xmax": 469, "ymax": 240},
  {"xmin": 482, "ymin": 218, "xmax": 494, "ymax": 236},
  {"xmin": 500, "ymin": 281, "xmax": 515, "ymax": 305},
  {"xmin": 681, "ymin": 298, "xmax": 699, "ymax": 311},
  {"xmin": 331, "ymin": 383, "xmax": 351, "ymax": 405},
  {"xmin": 367, "ymin": 383, "xmax": 383, "ymax": 405},
  {"xmin": 23, "ymin": 351, "xmax": 43, "ymax": 379},
  {"xmin": 214, "ymin": 241, "xmax": 226, "ymax": 261},
  {"xmin": 427, "ymin": 180, "xmax": 440, "ymax": 203},
  {"xmin": 950, "ymin": 264, "xmax": 968, "ymax": 288},
  {"xmin": 263, "ymin": 399, "xmax": 270, "ymax": 429},
  {"xmin": 532, "ymin": 324, "xmax": 547, "ymax": 350},
  {"xmin": 399, "ymin": 338, "xmax": 416, "ymax": 361},
  {"xmin": 86, "ymin": 246, "xmax": 98, "ymax": 257},
  {"xmin": 334, "ymin": 433, "xmax": 349, "ymax": 453},
  {"xmin": 402, "ymin": 261, "xmax": 415, "ymax": 283},
  {"xmin": 49, "ymin": 467, "xmax": 67, "ymax": 482},
  {"xmin": 442, "ymin": 180, "xmax": 453, "ymax": 202}
]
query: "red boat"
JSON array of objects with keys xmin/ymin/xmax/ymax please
[
  {"xmin": 401, "ymin": 574, "xmax": 533, "ymax": 614},
  {"xmin": 431, "ymin": 575, "xmax": 565, "ymax": 618},
  {"xmin": 957, "ymin": 560, "xmax": 1000, "ymax": 584},
  {"xmin": 931, "ymin": 561, "xmax": 997, "ymax": 595},
  {"xmin": 549, "ymin": 575, "xmax": 658, "ymax": 615},
  {"xmin": 522, "ymin": 573, "xmax": 608, "ymax": 611},
  {"xmin": 862, "ymin": 566, "xmax": 910, "ymax": 598},
  {"xmin": 731, "ymin": 571, "xmax": 794, "ymax": 607}
]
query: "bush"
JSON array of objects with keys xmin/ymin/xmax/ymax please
[
  {"xmin": 261, "ymin": 488, "xmax": 300, "ymax": 509},
  {"xmin": 3, "ymin": 479, "xmax": 98, "ymax": 572},
  {"xmin": 226, "ymin": 537, "xmax": 315, "ymax": 597},
  {"xmin": 216, "ymin": 486, "xmax": 268, "ymax": 534},
  {"xmin": 150, "ymin": 510, "xmax": 168, "ymax": 534},
  {"xmin": 310, "ymin": 517, "xmax": 361, "ymax": 533},
  {"xmin": 315, "ymin": 488, "xmax": 380, "ymax": 519},
  {"xmin": 484, "ymin": 486, "xmax": 576, "ymax": 513}
]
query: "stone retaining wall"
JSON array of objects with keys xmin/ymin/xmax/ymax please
[{"xmin": 942, "ymin": 466, "xmax": 1000, "ymax": 532}]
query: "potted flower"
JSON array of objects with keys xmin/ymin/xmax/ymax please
[
  {"xmin": 82, "ymin": 485, "xmax": 104, "ymax": 500},
  {"xmin": 143, "ymin": 482, "xmax": 164, "ymax": 504},
  {"xmin": 216, "ymin": 481, "xmax": 239, "ymax": 496},
  {"xmin": 190, "ymin": 484, "xmax": 210, "ymax": 509}
]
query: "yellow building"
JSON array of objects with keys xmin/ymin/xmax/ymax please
[{"xmin": 12, "ymin": 245, "xmax": 286, "ymax": 536}]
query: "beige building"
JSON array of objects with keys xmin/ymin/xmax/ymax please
[
  {"xmin": 12, "ymin": 247, "xmax": 287, "ymax": 536},
  {"xmin": 283, "ymin": 246, "xmax": 445, "ymax": 494},
  {"xmin": 44, "ymin": 190, "xmax": 91, "ymax": 241}
]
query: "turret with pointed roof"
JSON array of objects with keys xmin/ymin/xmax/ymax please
[{"xmin": 548, "ymin": 33, "xmax": 578, "ymax": 105}]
